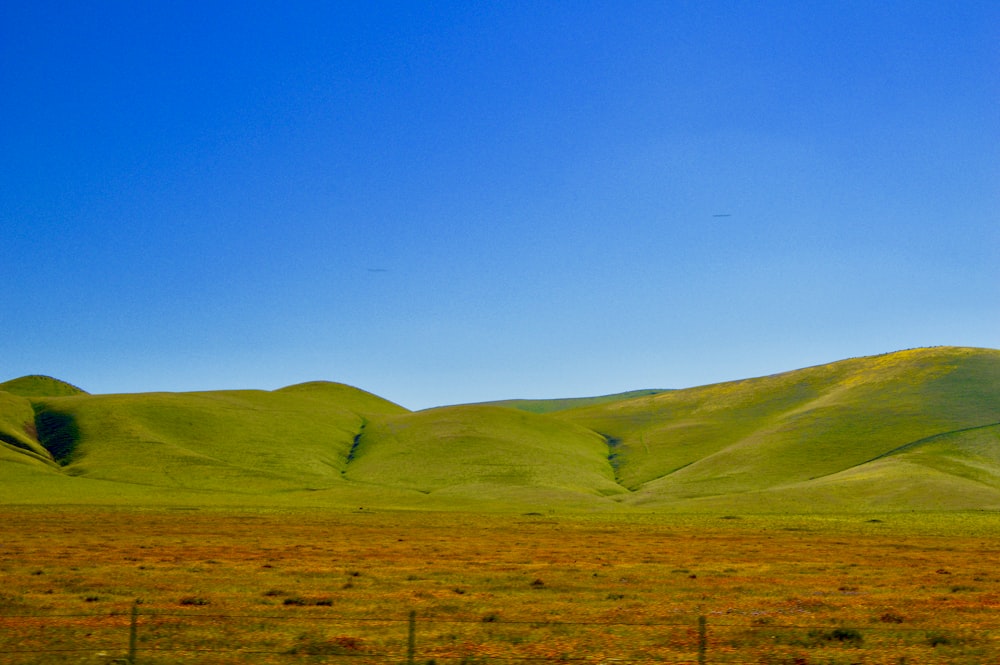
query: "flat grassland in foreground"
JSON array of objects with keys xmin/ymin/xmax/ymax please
[{"xmin": 1, "ymin": 509, "xmax": 999, "ymax": 664}]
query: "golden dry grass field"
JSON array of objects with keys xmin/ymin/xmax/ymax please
[{"xmin": 1, "ymin": 508, "xmax": 999, "ymax": 664}]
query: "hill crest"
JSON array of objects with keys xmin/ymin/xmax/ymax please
[
  {"xmin": 1, "ymin": 346, "xmax": 997, "ymax": 512},
  {"xmin": 0, "ymin": 375, "xmax": 87, "ymax": 398}
]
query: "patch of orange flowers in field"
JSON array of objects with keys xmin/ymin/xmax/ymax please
[{"xmin": 1, "ymin": 509, "xmax": 999, "ymax": 663}]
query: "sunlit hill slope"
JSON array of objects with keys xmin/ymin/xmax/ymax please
[{"xmin": 1, "ymin": 347, "xmax": 998, "ymax": 512}]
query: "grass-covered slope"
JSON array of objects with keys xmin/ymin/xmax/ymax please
[
  {"xmin": 0, "ymin": 375, "xmax": 87, "ymax": 397},
  {"xmin": 0, "ymin": 391, "xmax": 56, "ymax": 468},
  {"xmin": 662, "ymin": 425, "xmax": 1000, "ymax": 513},
  {"xmin": 16, "ymin": 382, "xmax": 408, "ymax": 496},
  {"xmin": 557, "ymin": 347, "xmax": 1000, "ymax": 509},
  {"xmin": 482, "ymin": 389, "xmax": 669, "ymax": 414},
  {"xmin": 1, "ymin": 347, "xmax": 998, "ymax": 512},
  {"xmin": 274, "ymin": 380, "xmax": 408, "ymax": 417},
  {"xmin": 345, "ymin": 405, "xmax": 626, "ymax": 505}
]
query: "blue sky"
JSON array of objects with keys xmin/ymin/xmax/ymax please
[{"xmin": 2, "ymin": 2, "xmax": 997, "ymax": 409}]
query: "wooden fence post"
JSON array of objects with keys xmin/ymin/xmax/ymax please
[
  {"xmin": 697, "ymin": 615, "xmax": 706, "ymax": 665},
  {"xmin": 127, "ymin": 601, "xmax": 138, "ymax": 665},
  {"xmin": 407, "ymin": 610, "xmax": 416, "ymax": 665}
]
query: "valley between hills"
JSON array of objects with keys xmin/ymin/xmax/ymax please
[{"xmin": 2, "ymin": 346, "xmax": 999, "ymax": 513}]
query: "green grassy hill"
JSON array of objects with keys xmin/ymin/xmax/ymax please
[
  {"xmin": 344, "ymin": 404, "xmax": 625, "ymax": 506},
  {"xmin": 1, "ymin": 347, "xmax": 998, "ymax": 512},
  {"xmin": 556, "ymin": 347, "xmax": 1000, "ymax": 510},
  {"xmin": 0, "ymin": 381, "xmax": 410, "ymax": 504},
  {"xmin": 0, "ymin": 391, "xmax": 56, "ymax": 468},
  {"xmin": 0, "ymin": 375, "xmax": 87, "ymax": 397},
  {"xmin": 480, "ymin": 389, "xmax": 669, "ymax": 414},
  {"xmin": 42, "ymin": 382, "xmax": 407, "ymax": 491}
]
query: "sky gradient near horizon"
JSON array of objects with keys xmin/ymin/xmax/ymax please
[{"xmin": 2, "ymin": 2, "xmax": 998, "ymax": 410}]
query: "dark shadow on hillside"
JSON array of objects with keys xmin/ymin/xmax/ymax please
[
  {"xmin": 0, "ymin": 431, "xmax": 58, "ymax": 466},
  {"xmin": 603, "ymin": 433, "xmax": 626, "ymax": 486},
  {"xmin": 345, "ymin": 421, "xmax": 365, "ymax": 467},
  {"xmin": 33, "ymin": 409, "xmax": 80, "ymax": 465},
  {"xmin": 0, "ymin": 432, "xmax": 36, "ymax": 455}
]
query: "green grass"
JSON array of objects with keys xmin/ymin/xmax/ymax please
[
  {"xmin": 0, "ymin": 374, "xmax": 86, "ymax": 397},
  {"xmin": 30, "ymin": 383, "xmax": 408, "ymax": 493},
  {"xmin": 480, "ymin": 389, "xmax": 670, "ymax": 414},
  {"xmin": 0, "ymin": 391, "xmax": 55, "ymax": 467},
  {"xmin": 1, "ymin": 347, "xmax": 998, "ymax": 513},
  {"xmin": 0, "ymin": 382, "xmax": 411, "ymax": 506},
  {"xmin": 344, "ymin": 404, "xmax": 626, "ymax": 507},
  {"xmin": 557, "ymin": 347, "xmax": 1000, "ymax": 511}
]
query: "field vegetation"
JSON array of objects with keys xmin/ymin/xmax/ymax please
[{"xmin": 1, "ymin": 508, "xmax": 999, "ymax": 663}]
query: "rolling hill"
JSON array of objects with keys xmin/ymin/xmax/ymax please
[
  {"xmin": 0, "ymin": 374, "xmax": 87, "ymax": 398},
  {"xmin": 344, "ymin": 404, "xmax": 626, "ymax": 504},
  {"xmin": 556, "ymin": 346, "xmax": 1000, "ymax": 511},
  {"xmin": 479, "ymin": 389, "xmax": 670, "ymax": 414},
  {"xmin": 2, "ymin": 347, "xmax": 998, "ymax": 512}
]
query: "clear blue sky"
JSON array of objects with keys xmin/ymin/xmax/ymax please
[{"xmin": 2, "ymin": 2, "xmax": 997, "ymax": 409}]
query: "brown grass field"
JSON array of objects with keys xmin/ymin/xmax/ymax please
[{"xmin": 1, "ymin": 508, "xmax": 999, "ymax": 664}]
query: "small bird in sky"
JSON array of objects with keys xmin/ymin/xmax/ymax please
[{"xmin": 712, "ymin": 214, "xmax": 732, "ymax": 218}]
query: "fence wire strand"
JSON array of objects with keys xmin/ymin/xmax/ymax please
[{"xmin": 1, "ymin": 608, "xmax": 995, "ymax": 662}]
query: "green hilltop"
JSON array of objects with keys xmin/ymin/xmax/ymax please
[
  {"xmin": 0, "ymin": 375, "xmax": 87, "ymax": 398},
  {"xmin": 1, "ymin": 347, "xmax": 998, "ymax": 512}
]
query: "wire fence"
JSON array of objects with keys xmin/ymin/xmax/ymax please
[{"xmin": 1, "ymin": 605, "xmax": 998, "ymax": 664}]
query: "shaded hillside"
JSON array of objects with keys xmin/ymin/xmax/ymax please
[{"xmin": 0, "ymin": 391, "xmax": 56, "ymax": 468}]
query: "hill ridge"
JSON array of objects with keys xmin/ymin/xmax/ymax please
[
  {"xmin": 0, "ymin": 375, "xmax": 87, "ymax": 398},
  {"xmin": 1, "ymin": 346, "xmax": 998, "ymax": 512},
  {"xmin": 868, "ymin": 420, "xmax": 1000, "ymax": 464}
]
